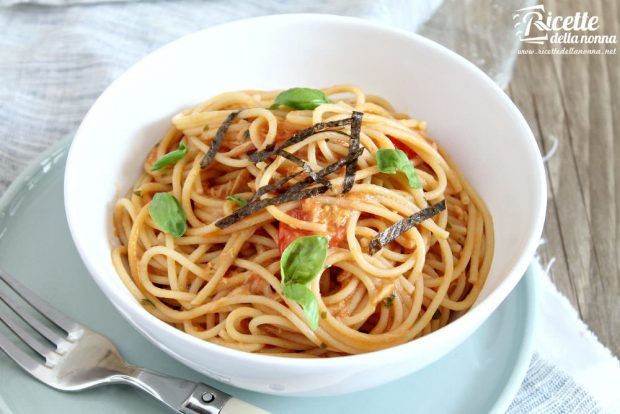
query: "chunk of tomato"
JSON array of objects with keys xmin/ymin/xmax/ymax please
[
  {"xmin": 389, "ymin": 136, "xmax": 417, "ymax": 159},
  {"xmin": 277, "ymin": 201, "xmax": 350, "ymax": 254},
  {"xmin": 277, "ymin": 209, "xmax": 312, "ymax": 254}
]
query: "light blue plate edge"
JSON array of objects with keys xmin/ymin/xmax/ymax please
[
  {"xmin": 0, "ymin": 136, "xmax": 538, "ymax": 413},
  {"xmin": 0, "ymin": 137, "xmax": 75, "ymax": 413},
  {"xmin": 490, "ymin": 260, "xmax": 538, "ymax": 414},
  {"xmin": 0, "ymin": 135, "xmax": 74, "ymax": 217}
]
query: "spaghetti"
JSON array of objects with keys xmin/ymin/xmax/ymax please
[{"xmin": 112, "ymin": 85, "xmax": 494, "ymax": 357}]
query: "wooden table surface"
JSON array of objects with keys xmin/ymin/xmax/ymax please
[{"xmin": 506, "ymin": 0, "xmax": 619, "ymax": 355}]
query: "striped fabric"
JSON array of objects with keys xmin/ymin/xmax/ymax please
[
  {"xmin": 0, "ymin": 0, "xmax": 442, "ymax": 189},
  {"xmin": 0, "ymin": 2, "xmax": 609, "ymax": 413},
  {"xmin": 508, "ymin": 354, "xmax": 603, "ymax": 414}
]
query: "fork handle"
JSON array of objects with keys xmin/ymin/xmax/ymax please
[
  {"xmin": 183, "ymin": 385, "xmax": 269, "ymax": 414},
  {"xmin": 118, "ymin": 368, "xmax": 269, "ymax": 414}
]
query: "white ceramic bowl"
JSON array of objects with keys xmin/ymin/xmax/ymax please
[{"xmin": 64, "ymin": 14, "xmax": 546, "ymax": 396}]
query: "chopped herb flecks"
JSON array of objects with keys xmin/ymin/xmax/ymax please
[{"xmin": 384, "ymin": 292, "xmax": 396, "ymax": 308}]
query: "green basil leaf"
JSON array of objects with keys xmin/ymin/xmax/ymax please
[
  {"xmin": 151, "ymin": 142, "xmax": 188, "ymax": 171},
  {"xmin": 227, "ymin": 195, "xmax": 248, "ymax": 207},
  {"xmin": 269, "ymin": 87, "xmax": 331, "ymax": 110},
  {"xmin": 376, "ymin": 148, "xmax": 422, "ymax": 189},
  {"xmin": 149, "ymin": 193, "xmax": 186, "ymax": 238},
  {"xmin": 280, "ymin": 235, "xmax": 328, "ymax": 285},
  {"xmin": 283, "ymin": 283, "xmax": 319, "ymax": 330},
  {"xmin": 279, "ymin": 235, "xmax": 327, "ymax": 331}
]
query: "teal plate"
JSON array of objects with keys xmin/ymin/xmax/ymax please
[{"xmin": 0, "ymin": 138, "xmax": 536, "ymax": 414}]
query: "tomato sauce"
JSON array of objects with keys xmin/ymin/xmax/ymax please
[
  {"xmin": 277, "ymin": 200, "xmax": 350, "ymax": 254},
  {"xmin": 389, "ymin": 136, "xmax": 417, "ymax": 159}
]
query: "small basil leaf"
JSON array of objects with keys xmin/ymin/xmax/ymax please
[
  {"xmin": 151, "ymin": 142, "xmax": 188, "ymax": 171},
  {"xmin": 149, "ymin": 193, "xmax": 187, "ymax": 238},
  {"xmin": 270, "ymin": 87, "xmax": 331, "ymax": 110},
  {"xmin": 227, "ymin": 195, "xmax": 248, "ymax": 207},
  {"xmin": 376, "ymin": 148, "xmax": 422, "ymax": 189},
  {"xmin": 280, "ymin": 235, "xmax": 328, "ymax": 285},
  {"xmin": 283, "ymin": 283, "xmax": 319, "ymax": 330}
]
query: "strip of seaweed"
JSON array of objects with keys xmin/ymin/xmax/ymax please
[
  {"xmin": 342, "ymin": 111, "xmax": 364, "ymax": 193},
  {"xmin": 200, "ymin": 111, "xmax": 240, "ymax": 168},
  {"xmin": 249, "ymin": 170, "xmax": 304, "ymax": 203},
  {"xmin": 276, "ymin": 150, "xmax": 329, "ymax": 186},
  {"xmin": 215, "ymin": 185, "xmax": 331, "ymax": 229},
  {"xmin": 249, "ymin": 116, "xmax": 355, "ymax": 163},
  {"xmin": 224, "ymin": 147, "xmax": 364, "ymax": 226},
  {"xmin": 214, "ymin": 112, "xmax": 367, "ymax": 228},
  {"xmin": 285, "ymin": 147, "xmax": 364, "ymax": 194},
  {"xmin": 368, "ymin": 200, "xmax": 447, "ymax": 255}
]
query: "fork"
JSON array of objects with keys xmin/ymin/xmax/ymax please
[{"xmin": 0, "ymin": 269, "xmax": 269, "ymax": 414}]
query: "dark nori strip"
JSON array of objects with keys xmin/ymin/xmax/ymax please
[
  {"xmin": 216, "ymin": 114, "xmax": 368, "ymax": 229},
  {"xmin": 286, "ymin": 147, "xmax": 364, "ymax": 194},
  {"xmin": 368, "ymin": 200, "xmax": 447, "ymax": 255},
  {"xmin": 277, "ymin": 150, "xmax": 329, "ymax": 186},
  {"xmin": 249, "ymin": 147, "xmax": 364, "ymax": 203},
  {"xmin": 261, "ymin": 143, "xmax": 276, "ymax": 153},
  {"xmin": 220, "ymin": 148, "xmax": 364, "ymax": 227},
  {"xmin": 249, "ymin": 116, "xmax": 355, "ymax": 163},
  {"xmin": 342, "ymin": 111, "xmax": 363, "ymax": 193},
  {"xmin": 215, "ymin": 184, "xmax": 331, "ymax": 229},
  {"xmin": 249, "ymin": 170, "xmax": 304, "ymax": 202},
  {"xmin": 247, "ymin": 113, "xmax": 359, "ymax": 197},
  {"xmin": 200, "ymin": 111, "xmax": 240, "ymax": 169}
]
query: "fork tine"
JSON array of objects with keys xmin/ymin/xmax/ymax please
[
  {"xmin": 0, "ymin": 311, "xmax": 56, "ymax": 362},
  {"xmin": 0, "ymin": 330, "xmax": 42, "ymax": 373},
  {"xmin": 0, "ymin": 269, "xmax": 80, "ymax": 335},
  {"xmin": 0, "ymin": 289, "xmax": 69, "ymax": 349}
]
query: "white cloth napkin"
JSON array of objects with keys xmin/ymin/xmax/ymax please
[
  {"xmin": 0, "ymin": 1, "xmax": 619, "ymax": 413},
  {"xmin": 530, "ymin": 258, "xmax": 620, "ymax": 412},
  {"xmin": 505, "ymin": 259, "xmax": 620, "ymax": 413}
]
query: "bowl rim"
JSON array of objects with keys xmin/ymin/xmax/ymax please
[{"xmin": 65, "ymin": 13, "xmax": 547, "ymax": 369}]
